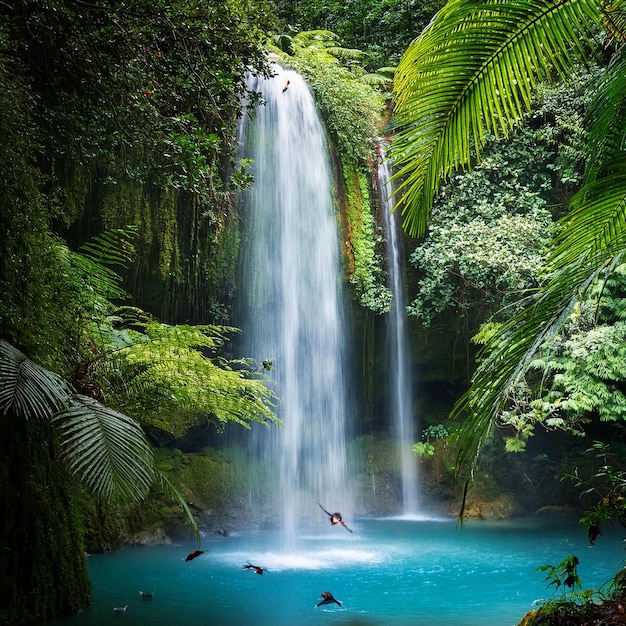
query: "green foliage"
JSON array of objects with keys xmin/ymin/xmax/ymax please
[
  {"xmin": 405, "ymin": 1, "xmax": 626, "ymax": 494},
  {"xmin": 566, "ymin": 442, "xmax": 626, "ymax": 544},
  {"xmin": 0, "ymin": 38, "xmax": 84, "ymax": 372},
  {"xmin": 423, "ymin": 423, "xmax": 449, "ymax": 442},
  {"xmin": 390, "ymin": 0, "xmax": 602, "ymax": 237},
  {"xmin": 489, "ymin": 266, "xmax": 626, "ymax": 452},
  {"xmin": 0, "ymin": 339, "xmax": 72, "ymax": 419},
  {"xmin": 407, "ymin": 74, "xmax": 592, "ymax": 330},
  {"xmin": 413, "ymin": 424, "xmax": 449, "ymax": 458},
  {"xmin": 0, "ymin": 337, "xmax": 202, "ymax": 545},
  {"xmin": 0, "ymin": 340, "xmax": 152, "ymax": 505},
  {"xmin": 343, "ymin": 161, "xmax": 392, "ymax": 313},
  {"xmin": 537, "ymin": 555, "xmax": 582, "ymax": 594},
  {"xmin": 84, "ymin": 315, "xmax": 280, "ymax": 437},
  {"xmin": 412, "ymin": 441, "xmax": 435, "ymax": 458},
  {"xmin": 531, "ymin": 552, "xmax": 626, "ymax": 624},
  {"xmin": 53, "ymin": 395, "xmax": 156, "ymax": 505},
  {"xmin": 1, "ymin": 1, "xmax": 275, "ymax": 328},
  {"xmin": 3, "ymin": 0, "xmax": 274, "ymax": 190},
  {"xmin": 270, "ymin": 30, "xmax": 384, "ymax": 163},
  {"xmin": 271, "ymin": 0, "xmax": 445, "ymax": 70}
]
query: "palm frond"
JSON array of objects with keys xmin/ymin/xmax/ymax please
[
  {"xmin": 0, "ymin": 339, "xmax": 72, "ymax": 419},
  {"xmin": 585, "ymin": 50, "xmax": 626, "ymax": 183},
  {"xmin": 390, "ymin": 0, "xmax": 602, "ymax": 237},
  {"xmin": 602, "ymin": 0, "xmax": 626, "ymax": 41},
  {"xmin": 53, "ymin": 394, "xmax": 155, "ymax": 504},
  {"xmin": 553, "ymin": 154, "xmax": 626, "ymax": 267}
]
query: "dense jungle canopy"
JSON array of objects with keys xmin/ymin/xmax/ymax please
[{"xmin": 3, "ymin": 0, "xmax": 626, "ymax": 625}]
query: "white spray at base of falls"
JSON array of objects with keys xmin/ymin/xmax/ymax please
[
  {"xmin": 378, "ymin": 152, "xmax": 420, "ymax": 516},
  {"xmin": 237, "ymin": 66, "xmax": 353, "ymax": 549}
]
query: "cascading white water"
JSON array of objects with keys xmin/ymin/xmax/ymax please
[
  {"xmin": 237, "ymin": 66, "xmax": 353, "ymax": 549},
  {"xmin": 378, "ymin": 152, "xmax": 420, "ymax": 515}
]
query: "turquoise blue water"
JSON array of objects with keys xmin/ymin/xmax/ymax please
[{"xmin": 52, "ymin": 516, "xmax": 625, "ymax": 626}]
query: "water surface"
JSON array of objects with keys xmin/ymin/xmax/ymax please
[{"xmin": 52, "ymin": 516, "xmax": 625, "ymax": 626}]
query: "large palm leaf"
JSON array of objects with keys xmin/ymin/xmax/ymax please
[
  {"xmin": 390, "ymin": 0, "xmax": 602, "ymax": 237},
  {"xmin": 52, "ymin": 394, "xmax": 156, "ymax": 504},
  {"xmin": 389, "ymin": 0, "xmax": 626, "ymax": 490},
  {"xmin": 0, "ymin": 340, "xmax": 199, "ymax": 538},
  {"xmin": 0, "ymin": 338, "xmax": 72, "ymax": 418},
  {"xmin": 584, "ymin": 48, "xmax": 626, "ymax": 183}
]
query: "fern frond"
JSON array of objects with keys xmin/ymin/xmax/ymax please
[
  {"xmin": 79, "ymin": 226, "xmax": 137, "ymax": 268},
  {"xmin": 326, "ymin": 46, "xmax": 365, "ymax": 61},
  {"xmin": 359, "ymin": 73, "xmax": 392, "ymax": 86}
]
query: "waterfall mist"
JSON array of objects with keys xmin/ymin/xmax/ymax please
[
  {"xmin": 378, "ymin": 152, "xmax": 420, "ymax": 515},
  {"xmin": 236, "ymin": 66, "xmax": 354, "ymax": 549}
]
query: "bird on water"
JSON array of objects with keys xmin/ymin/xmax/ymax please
[{"xmin": 316, "ymin": 592, "xmax": 342, "ymax": 607}]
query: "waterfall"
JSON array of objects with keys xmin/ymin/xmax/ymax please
[
  {"xmin": 237, "ymin": 66, "xmax": 353, "ymax": 549},
  {"xmin": 378, "ymin": 152, "xmax": 420, "ymax": 515}
]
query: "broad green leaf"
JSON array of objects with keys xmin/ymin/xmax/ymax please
[
  {"xmin": 0, "ymin": 339, "xmax": 72, "ymax": 419},
  {"xmin": 53, "ymin": 395, "xmax": 155, "ymax": 504}
]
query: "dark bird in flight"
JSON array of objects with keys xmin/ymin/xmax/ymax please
[
  {"xmin": 316, "ymin": 592, "xmax": 342, "ymax": 607},
  {"xmin": 139, "ymin": 591, "xmax": 153, "ymax": 599},
  {"xmin": 185, "ymin": 549, "xmax": 205, "ymax": 562},
  {"xmin": 318, "ymin": 503, "xmax": 353, "ymax": 533},
  {"xmin": 283, "ymin": 80, "xmax": 290, "ymax": 92},
  {"xmin": 243, "ymin": 562, "xmax": 264, "ymax": 575}
]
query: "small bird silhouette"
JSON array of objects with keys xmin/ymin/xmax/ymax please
[
  {"xmin": 243, "ymin": 562, "xmax": 264, "ymax": 575},
  {"xmin": 319, "ymin": 503, "xmax": 353, "ymax": 533},
  {"xmin": 316, "ymin": 592, "xmax": 341, "ymax": 607},
  {"xmin": 139, "ymin": 591, "xmax": 153, "ymax": 599},
  {"xmin": 185, "ymin": 549, "xmax": 205, "ymax": 562},
  {"xmin": 113, "ymin": 604, "xmax": 128, "ymax": 614},
  {"xmin": 282, "ymin": 80, "xmax": 290, "ymax": 92}
]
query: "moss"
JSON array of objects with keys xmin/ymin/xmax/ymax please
[
  {"xmin": 0, "ymin": 417, "xmax": 91, "ymax": 625},
  {"xmin": 336, "ymin": 155, "xmax": 391, "ymax": 314},
  {"xmin": 350, "ymin": 435, "xmax": 404, "ymax": 515}
]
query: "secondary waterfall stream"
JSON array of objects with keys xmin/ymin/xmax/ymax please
[
  {"xmin": 378, "ymin": 153, "xmax": 420, "ymax": 515},
  {"xmin": 237, "ymin": 66, "xmax": 353, "ymax": 548}
]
